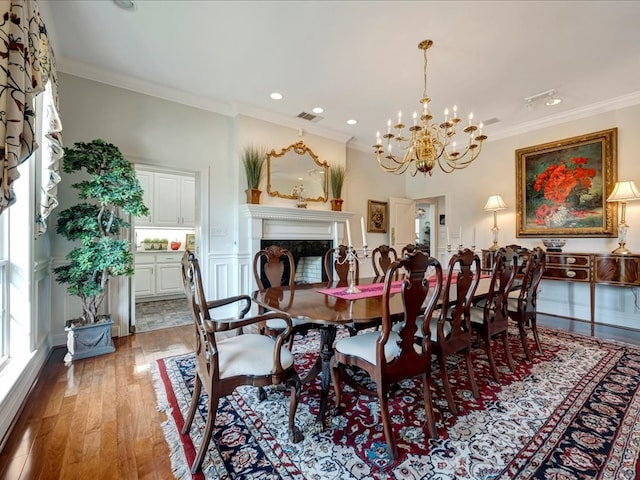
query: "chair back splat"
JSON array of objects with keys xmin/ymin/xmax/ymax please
[
  {"xmin": 508, "ymin": 246, "xmax": 546, "ymax": 361},
  {"xmin": 432, "ymin": 248, "xmax": 481, "ymax": 414},
  {"xmin": 180, "ymin": 250, "xmax": 302, "ymax": 474},
  {"xmin": 331, "ymin": 250, "xmax": 443, "ymax": 459},
  {"xmin": 324, "ymin": 244, "xmax": 357, "ymax": 283},
  {"xmin": 371, "ymin": 244, "xmax": 399, "ymax": 277},
  {"xmin": 253, "ymin": 245, "xmax": 295, "ymax": 289}
]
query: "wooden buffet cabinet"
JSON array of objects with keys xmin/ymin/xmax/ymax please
[{"xmin": 482, "ymin": 249, "xmax": 640, "ymax": 335}]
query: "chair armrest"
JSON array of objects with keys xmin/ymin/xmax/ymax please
[{"xmin": 205, "ymin": 294, "xmax": 252, "ymax": 318}]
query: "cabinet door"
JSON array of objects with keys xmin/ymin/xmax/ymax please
[
  {"xmin": 156, "ymin": 262, "xmax": 183, "ymax": 295},
  {"xmin": 135, "ymin": 170, "xmax": 153, "ymax": 226},
  {"xmin": 135, "ymin": 264, "xmax": 155, "ymax": 297},
  {"xmin": 153, "ymin": 173, "xmax": 181, "ymax": 226},
  {"xmin": 180, "ymin": 176, "xmax": 196, "ymax": 227}
]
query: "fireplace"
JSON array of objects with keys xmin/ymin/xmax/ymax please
[
  {"xmin": 240, "ymin": 204, "xmax": 353, "ymax": 291},
  {"xmin": 260, "ymin": 239, "xmax": 332, "ymax": 284}
]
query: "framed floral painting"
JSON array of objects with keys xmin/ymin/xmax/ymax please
[
  {"xmin": 367, "ymin": 200, "xmax": 387, "ymax": 233},
  {"xmin": 515, "ymin": 128, "xmax": 618, "ymax": 237}
]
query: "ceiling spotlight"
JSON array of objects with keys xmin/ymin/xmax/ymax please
[
  {"xmin": 545, "ymin": 94, "xmax": 562, "ymax": 106},
  {"xmin": 270, "ymin": 92, "xmax": 283, "ymax": 100},
  {"xmin": 524, "ymin": 88, "xmax": 562, "ymax": 111},
  {"xmin": 113, "ymin": 0, "xmax": 136, "ymax": 10},
  {"xmin": 312, "ymin": 107, "xmax": 324, "ymax": 114},
  {"xmin": 346, "ymin": 119, "xmax": 357, "ymax": 125}
]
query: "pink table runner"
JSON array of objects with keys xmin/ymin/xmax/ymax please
[{"xmin": 316, "ymin": 274, "xmax": 488, "ymax": 300}]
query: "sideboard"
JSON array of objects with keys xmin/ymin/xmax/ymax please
[{"xmin": 482, "ymin": 249, "xmax": 640, "ymax": 335}]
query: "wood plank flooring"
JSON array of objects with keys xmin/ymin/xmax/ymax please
[
  {"xmin": 0, "ymin": 325, "xmax": 194, "ymax": 480},
  {"xmin": 1, "ymin": 315, "xmax": 639, "ymax": 480}
]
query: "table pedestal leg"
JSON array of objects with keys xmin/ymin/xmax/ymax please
[{"xmin": 315, "ymin": 325, "xmax": 337, "ymax": 430}]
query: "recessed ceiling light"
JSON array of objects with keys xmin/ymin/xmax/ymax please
[
  {"xmin": 113, "ymin": 0, "xmax": 136, "ymax": 10},
  {"xmin": 270, "ymin": 92, "xmax": 283, "ymax": 100},
  {"xmin": 346, "ymin": 119, "xmax": 357, "ymax": 125},
  {"xmin": 312, "ymin": 107, "xmax": 324, "ymax": 114},
  {"xmin": 546, "ymin": 97, "xmax": 562, "ymax": 106}
]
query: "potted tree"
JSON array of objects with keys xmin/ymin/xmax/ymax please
[
  {"xmin": 242, "ymin": 144, "xmax": 267, "ymax": 204},
  {"xmin": 330, "ymin": 165, "xmax": 346, "ymax": 211},
  {"xmin": 54, "ymin": 139, "xmax": 149, "ymax": 362}
]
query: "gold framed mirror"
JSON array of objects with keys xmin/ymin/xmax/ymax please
[{"xmin": 267, "ymin": 141, "xmax": 329, "ymax": 202}]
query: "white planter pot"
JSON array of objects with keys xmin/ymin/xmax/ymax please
[{"xmin": 64, "ymin": 315, "xmax": 116, "ymax": 363}]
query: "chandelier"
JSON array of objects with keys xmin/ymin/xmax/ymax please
[{"xmin": 374, "ymin": 40, "xmax": 487, "ymax": 176}]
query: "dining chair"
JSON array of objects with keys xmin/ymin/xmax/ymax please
[
  {"xmin": 401, "ymin": 243, "xmax": 417, "ymax": 256},
  {"xmin": 371, "ymin": 244, "xmax": 399, "ymax": 276},
  {"xmin": 180, "ymin": 251, "xmax": 303, "ymax": 474},
  {"xmin": 324, "ymin": 244, "xmax": 358, "ymax": 283},
  {"xmin": 253, "ymin": 245, "xmax": 315, "ymax": 344},
  {"xmin": 431, "ymin": 248, "xmax": 481, "ymax": 414},
  {"xmin": 507, "ymin": 246, "xmax": 546, "ymax": 361},
  {"xmin": 330, "ymin": 251, "xmax": 443, "ymax": 459},
  {"xmin": 469, "ymin": 248, "xmax": 518, "ymax": 382}
]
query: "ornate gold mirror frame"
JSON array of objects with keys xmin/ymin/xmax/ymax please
[{"xmin": 267, "ymin": 141, "xmax": 329, "ymax": 202}]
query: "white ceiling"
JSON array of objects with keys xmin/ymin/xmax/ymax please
[{"xmin": 39, "ymin": 0, "xmax": 640, "ymax": 149}]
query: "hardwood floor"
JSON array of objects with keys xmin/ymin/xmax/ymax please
[
  {"xmin": 0, "ymin": 325, "xmax": 194, "ymax": 480},
  {"xmin": 1, "ymin": 315, "xmax": 639, "ymax": 480}
]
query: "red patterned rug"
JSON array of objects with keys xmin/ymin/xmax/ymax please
[{"xmin": 153, "ymin": 327, "xmax": 640, "ymax": 479}]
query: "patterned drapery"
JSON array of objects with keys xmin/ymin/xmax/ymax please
[{"xmin": 0, "ymin": 0, "xmax": 59, "ymax": 216}]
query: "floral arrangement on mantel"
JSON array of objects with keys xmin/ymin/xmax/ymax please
[{"xmin": 532, "ymin": 156, "xmax": 597, "ymax": 227}]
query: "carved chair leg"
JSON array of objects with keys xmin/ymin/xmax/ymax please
[
  {"xmin": 286, "ymin": 374, "xmax": 303, "ymax": 443},
  {"xmin": 485, "ymin": 333, "xmax": 500, "ymax": 383},
  {"xmin": 181, "ymin": 375, "xmax": 202, "ymax": 435},
  {"xmin": 422, "ymin": 372, "xmax": 437, "ymax": 440},
  {"xmin": 517, "ymin": 317, "xmax": 533, "ymax": 361},
  {"xmin": 330, "ymin": 358, "xmax": 343, "ymax": 411},
  {"xmin": 530, "ymin": 316, "xmax": 543, "ymax": 354},
  {"xmin": 378, "ymin": 383, "xmax": 398, "ymax": 459},
  {"xmin": 191, "ymin": 392, "xmax": 219, "ymax": 474},
  {"xmin": 502, "ymin": 330, "xmax": 515, "ymax": 371},
  {"xmin": 439, "ymin": 353, "xmax": 457, "ymax": 415},
  {"xmin": 465, "ymin": 349, "xmax": 479, "ymax": 398}
]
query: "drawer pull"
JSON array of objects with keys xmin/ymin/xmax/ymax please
[
  {"xmin": 566, "ymin": 270, "xmax": 576, "ymax": 278},
  {"xmin": 566, "ymin": 257, "xmax": 576, "ymax": 264}
]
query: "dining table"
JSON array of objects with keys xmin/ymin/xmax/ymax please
[{"xmin": 252, "ymin": 274, "xmax": 498, "ymax": 429}]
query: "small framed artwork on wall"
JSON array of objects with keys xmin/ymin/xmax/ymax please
[{"xmin": 367, "ymin": 200, "xmax": 388, "ymax": 233}]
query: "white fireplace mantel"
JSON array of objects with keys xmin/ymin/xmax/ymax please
[{"xmin": 240, "ymin": 204, "xmax": 353, "ymax": 223}]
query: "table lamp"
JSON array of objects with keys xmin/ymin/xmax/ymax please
[
  {"xmin": 484, "ymin": 194, "xmax": 507, "ymax": 251},
  {"xmin": 607, "ymin": 180, "xmax": 640, "ymax": 254}
]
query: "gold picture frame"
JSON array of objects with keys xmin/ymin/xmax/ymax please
[
  {"xmin": 185, "ymin": 233, "xmax": 196, "ymax": 251},
  {"xmin": 515, "ymin": 128, "xmax": 618, "ymax": 237},
  {"xmin": 367, "ymin": 200, "xmax": 388, "ymax": 233}
]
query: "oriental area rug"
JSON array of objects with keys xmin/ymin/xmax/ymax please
[{"xmin": 152, "ymin": 327, "xmax": 640, "ymax": 479}]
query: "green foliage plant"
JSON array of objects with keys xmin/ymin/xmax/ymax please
[
  {"xmin": 242, "ymin": 145, "xmax": 267, "ymax": 189},
  {"xmin": 54, "ymin": 139, "xmax": 149, "ymax": 324},
  {"xmin": 330, "ymin": 165, "xmax": 346, "ymax": 199}
]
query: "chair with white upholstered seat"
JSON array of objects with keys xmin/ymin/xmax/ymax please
[
  {"xmin": 180, "ymin": 251, "xmax": 303, "ymax": 474},
  {"xmin": 330, "ymin": 251, "xmax": 443, "ymax": 459},
  {"xmin": 469, "ymin": 248, "xmax": 518, "ymax": 382}
]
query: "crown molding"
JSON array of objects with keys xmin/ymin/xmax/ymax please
[
  {"xmin": 57, "ymin": 56, "xmax": 233, "ymax": 116},
  {"xmin": 57, "ymin": 57, "xmax": 353, "ymax": 145}
]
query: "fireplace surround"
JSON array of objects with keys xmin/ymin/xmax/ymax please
[{"xmin": 240, "ymin": 204, "xmax": 353, "ymax": 290}]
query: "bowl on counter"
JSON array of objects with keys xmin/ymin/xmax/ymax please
[{"xmin": 542, "ymin": 239, "xmax": 567, "ymax": 252}]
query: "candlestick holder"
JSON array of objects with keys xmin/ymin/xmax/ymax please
[{"xmin": 336, "ymin": 246, "xmax": 369, "ymax": 293}]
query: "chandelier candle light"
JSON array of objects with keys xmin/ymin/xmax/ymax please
[
  {"xmin": 484, "ymin": 194, "xmax": 507, "ymax": 251},
  {"xmin": 341, "ymin": 219, "xmax": 369, "ymax": 294},
  {"xmin": 374, "ymin": 39, "xmax": 487, "ymax": 176},
  {"xmin": 606, "ymin": 180, "xmax": 640, "ymax": 255}
]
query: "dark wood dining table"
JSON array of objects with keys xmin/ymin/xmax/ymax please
[{"xmin": 252, "ymin": 275, "xmax": 498, "ymax": 429}]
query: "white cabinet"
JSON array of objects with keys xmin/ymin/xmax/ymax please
[
  {"xmin": 135, "ymin": 168, "xmax": 195, "ymax": 227},
  {"xmin": 135, "ymin": 252, "xmax": 184, "ymax": 299}
]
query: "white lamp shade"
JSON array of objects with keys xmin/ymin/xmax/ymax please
[
  {"xmin": 484, "ymin": 194, "xmax": 507, "ymax": 211},
  {"xmin": 607, "ymin": 181, "xmax": 640, "ymax": 202}
]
